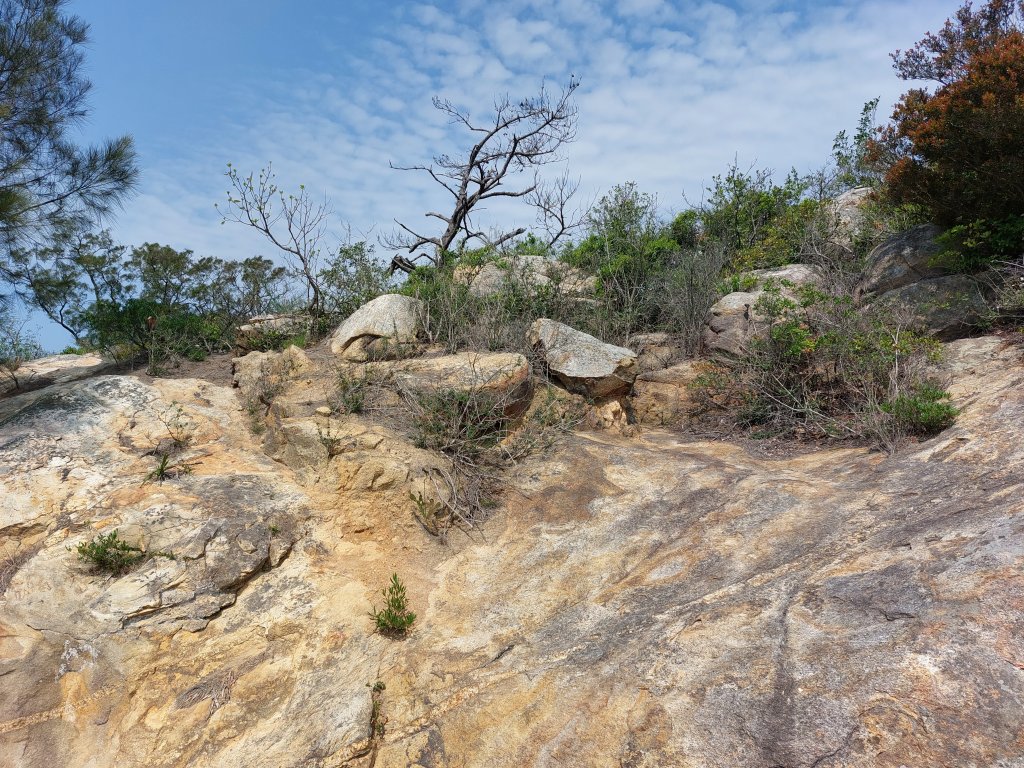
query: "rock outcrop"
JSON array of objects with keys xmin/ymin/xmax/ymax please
[
  {"xmin": 329, "ymin": 293, "xmax": 423, "ymax": 360},
  {"xmin": 853, "ymin": 225, "xmax": 991, "ymax": 340},
  {"xmin": 874, "ymin": 274, "xmax": 989, "ymax": 340},
  {"xmin": 528, "ymin": 318, "xmax": 638, "ymax": 398},
  {"xmin": 630, "ymin": 360, "xmax": 701, "ymax": 425},
  {"xmin": 2, "ymin": 335, "xmax": 1024, "ymax": 767},
  {"xmin": 856, "ymin": 223, "xmax": 946, "ymax": 300},
  {"xmin": 390, "ymin": 351, "xmax": 532, "ymax": 414},
  {"xmin": 702, "ymin": 264, "xmax": 821, "ymax": 356},
  {"xmin": 0, "ymin": 352, "xmax": 113, "ymax": 398},
  {"xmin": 830, "ymin": 186, "xmax": 873, "ymax": 248},
  {"xmin": 456, "ymin": 256, "xmax": 596, "ymax": 299}
]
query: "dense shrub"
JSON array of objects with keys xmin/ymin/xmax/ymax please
[
  {"xmin": 692, "ymin": 282, "xmax": 956, "ymax": 450},
  {"xmin": 882, "ymin": 384, "xmax": 959, "ymax": 435},
  {"xmin": 870, "ymin": 0, "xmax": 1024, "ymax": 269}
]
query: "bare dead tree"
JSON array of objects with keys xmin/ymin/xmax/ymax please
[
  {"xmin": 217, "ymin": 163, "xmax": 329, "ymax": 316},
  {"xmin": 385, "ymin": 78, "xmax": 582, "ymax": 270}
]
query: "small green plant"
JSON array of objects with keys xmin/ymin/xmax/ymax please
[
  {"xmin": 144, "ymin": 453, "xmax": 194, "ymax": 483},
  {"xmin": 410, "ymin": 490, "xmax": 449, "ymax": 538},
  {"xmin": 336, "ymin": 371, "xmax": 369, "ymax": 414},
  {"xmin": 73, "ymin": 530, "xmax": 145, "ymax": 575},
  {"xmin": 370, "ymin": 573, "xmax": 416, "ymax": 636},
  {"xmin": 158, "ymin": 402, "xmax": 196, "ymax": 453},
  {"xmin": 719, "ymin": 272, "xmax": 759, "ymax": 294}
]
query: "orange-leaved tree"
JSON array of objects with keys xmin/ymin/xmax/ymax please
[{"xmin": 869, "ymin": 0, "xmax": 1024, "ymax": 268}]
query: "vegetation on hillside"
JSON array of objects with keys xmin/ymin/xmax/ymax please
[{"xmin": 3, "ymin": 0, "xmax": 1021, "ymax": 453}]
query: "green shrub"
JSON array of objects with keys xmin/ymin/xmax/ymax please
[
  {"xmin": 882, "ymin": 384, "xmax": 958, "ymax": 434},
  {"xmin": 411, "ymin": 388, "xmax": 508, "ymax": 462},
  {"xmin": 73, "ymin": 530, "xmax": 144, "ymax": 575},
  {"xmin": 937, "ymin": 215, "xmax": 1024, "ymax": 273},
  {"xmin": 692, "ymin": 282, "xmax": 956, "ymax": 449},
  {"xmin": 246, "ymin": 327, "xmax": 308, "ymax": 352},
  {"xmin": 370, "ymin": 573, "xmax": 416, "ymax": 636},
  {"xmin": 335, "ymin": 371, "xmax": 368, "ymax": 414}
]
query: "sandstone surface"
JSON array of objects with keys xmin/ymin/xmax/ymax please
[
  {"xmin": 1, "ymin": 336, "xmax": 1023, "ymax": 767},
  {"xmin": 630, "ymin": 361, "xmax": 701, "ymax": 425}
]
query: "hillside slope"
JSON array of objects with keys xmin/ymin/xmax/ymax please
[{"xmin": 1, "ymin": 336, "xmax": 1022, "ymax": 767}]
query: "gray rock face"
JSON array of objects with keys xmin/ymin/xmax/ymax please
[
  {"xmin": 460, "ymin": 257, "xmax": 594, "ymax": 299},
  {"xmin": 874, "ymin": 274, "xmax": 989, "ymax": 340},
  {"xmin": 528, "ymin": 319, "xmax": 638, "ymax": 398},
  {"xmin": 329, "ymin": 294, "xmax": 423, "ymax": 360},
  {"xmin": 830, "ymin": 186, "xmax": 873, "ymax": 248},
  {"xmin": 468, "ymin": 262, "xmax": 507, "ymax": 298},
  {"xmin": 702, "ymin": 264, "xmax": 821, "ymax": 356},
  {"xmin": 857, "ymin": 224, "xmax": 946, "ymax": 300},
  {"xmin": 0, "ymin": 353, "xmax": 113, "ymax": 398}
]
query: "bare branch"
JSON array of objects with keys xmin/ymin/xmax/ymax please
[
  {"xmin": 529, "ymin": 171, "xmax": 585, "ymax": 247},
  {"xmin": 387, "ymin": 77, "xmax": 580, "ymax": 265}
]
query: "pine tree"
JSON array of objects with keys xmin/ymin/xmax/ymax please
[{"xmin": 0, "ymin": 0, "xmax": 138, "ymax": 293}]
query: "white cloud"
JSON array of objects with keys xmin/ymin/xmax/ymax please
[{"xmin": 99, "ymin": 0, "xmax": 950, "ymax": 273}]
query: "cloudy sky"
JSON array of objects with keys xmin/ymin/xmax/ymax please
[{"xmin": 37, "ymin": 0, "xmax": 949, "ymax": 345}]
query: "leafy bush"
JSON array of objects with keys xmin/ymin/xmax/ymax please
[
  {"xmin": 937, "ymin": 215, "xmax": 1024, "ymax": 273},
  {"xmin": 74, "ymin": 530, "xmax": 144, "ymax": 575},
  {"xmin": 245, "ymin": 326, "xmax": 308, "ymax": 353},
  {"xmin": 692, "ymin": 282, "xmax": 956, "ymax": 449},
  {"xmin": 882, "ymin": 384, "xmax": 959, "ymax": 434},
  {"xmin": 870, "ymin": 0, "xmax": 1024, "ymax": 267},
  {"xmin": 370, "ymin": 573, "xmax": 416, "ymax": 636}
]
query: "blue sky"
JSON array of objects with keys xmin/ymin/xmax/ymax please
[{"xmin": 31, "ymin": 0, "xmax": 950, "ymax": 347}]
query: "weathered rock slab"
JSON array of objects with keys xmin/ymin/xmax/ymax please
[
  {"xmin": 392, "ymin": 351, "xmax": 532, "ymax": 414},
  {"xmin": 873, "ymin": 274, "xmax": 989, "ymax": 340},
  {"xmin": 630, "ymin": 360, "xmax": 701, "ymax": 425},
  {"xmin": 0, "ymin": 353, "xmax": 114, "ymax": 398},
  {"xmin": 3, "ymin": 337, "xmax": 1024, "ymax": 767},
  {"xmin": 529, "ymin": 318, "xmax": 638, "ymax": 398},
  {"xmin": 329, "ymin": 293, "xmax": 423, "ymax": 360},
  {"xmin": 856, "ymin": 223, "xmax": 946, "ymax": 300}
]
